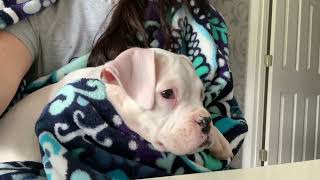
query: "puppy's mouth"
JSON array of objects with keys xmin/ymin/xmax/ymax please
[{"xmin": 200, "ymin": 137, "xmax": 214, "ymax": 149}]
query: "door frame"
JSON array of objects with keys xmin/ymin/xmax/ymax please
[{"xmin": 242, "ymin": 0, "xmax": 272, "ymax": 168}]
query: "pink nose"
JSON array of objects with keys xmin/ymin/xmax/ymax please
[
  {"xmin": 193, "ymin": 108, "xmax": 211, "ymax": 134},
  {"xmin": 192, "ymin": 108, "xmax": 210, "ymax": 117},
  {"xmin": 196, "ymin": 116, "xmax": 211, "ymax": 134}
]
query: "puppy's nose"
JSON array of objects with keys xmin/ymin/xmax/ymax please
[{"xmin": 196, "ymin": 117, "xmax": 211, "ymax": 134}]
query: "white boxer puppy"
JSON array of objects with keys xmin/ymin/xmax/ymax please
[{"xmin": 0, "ymin": 48, "xmax": 233, "ymax": 163}]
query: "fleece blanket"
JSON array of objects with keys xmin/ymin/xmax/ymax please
[
  {"xmin": 5, "ymin": 78, "xmax": 230, "ymax": 179},
  {"xmin": 0, "ymin": 0, "xmax": 56, "ymax": 29},
  {"xmin": 0, "ymin": 1, "xmax": 248, "ymax": 179}
]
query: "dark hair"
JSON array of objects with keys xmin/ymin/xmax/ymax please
[{"xmin": 88, "ymin": 0, "xmax": 210, "ymax": 67}]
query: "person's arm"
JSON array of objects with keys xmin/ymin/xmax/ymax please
[{"xmin": 0, "ymin": 31, "xmax": 32, "ymax": 115}]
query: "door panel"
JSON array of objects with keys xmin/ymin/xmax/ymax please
[{"xmin": 266, "ymin": 0, "xmax": 320, "ymax": 165}]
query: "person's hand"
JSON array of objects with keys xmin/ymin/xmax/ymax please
[{"xmin": 0, "ymin": 31, "xmax": 32, "ymax": 115}]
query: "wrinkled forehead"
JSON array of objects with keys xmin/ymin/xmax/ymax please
[
  {"xmin": 152, "ymin": 48, "xmax": 203, "ymax": 89},
  {"xmin": 152, "ymin": 48, "xmax": 195, "ymax": 76}
]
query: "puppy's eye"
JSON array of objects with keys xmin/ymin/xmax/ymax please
[{"xmin": 161, "ymin": 89, "xmax": 175, "ymax": 99}]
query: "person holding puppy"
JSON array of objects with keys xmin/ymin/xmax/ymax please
[{"xmin": 0, "ymin": 0, "xmax": 248, "ymax": 170}]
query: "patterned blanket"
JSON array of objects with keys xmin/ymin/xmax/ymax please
[
  {"xmin": 0, "ymin": 1, "xmax": 248, "ymax": 179},
  {"xmin": 0, "ymin": 0, "xmax": 56, "ymax": 29}
]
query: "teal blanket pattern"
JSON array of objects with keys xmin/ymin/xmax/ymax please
[
  {"xmin": 0, "ymin": 78, "xmax": 235, "ymax": 180},
  {"xmin": 36, "ymin": 78, "xmax": 225, "ymax": 179},
  {"xmin": 0, "ymin": 1, "xmax": 248, "ymax": 179}
]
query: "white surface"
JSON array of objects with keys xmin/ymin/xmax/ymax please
[
  {"xmin": 266, "ymin": 0, "xmax": 320, "ymax": 165},
  {"xmin": 148, "ymin": 160, "xmax": 320, "ymax": 180}
]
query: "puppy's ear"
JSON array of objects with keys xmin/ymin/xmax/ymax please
[{"xmin": 101, "ymin": 48, "xmax": 156, "ymax": 110}]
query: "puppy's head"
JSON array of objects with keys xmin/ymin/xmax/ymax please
[{"xmin": 101, "ymin": 48, "xmax": 214, "ymax": 155}]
